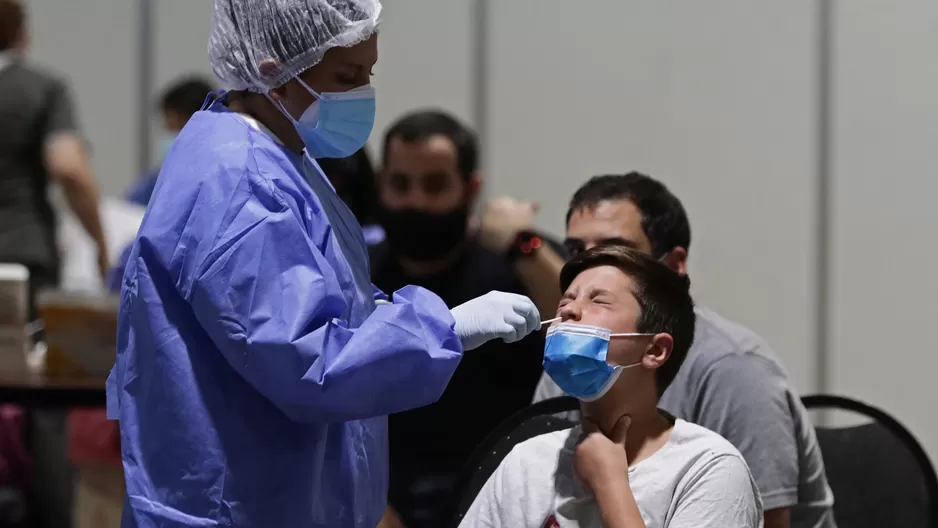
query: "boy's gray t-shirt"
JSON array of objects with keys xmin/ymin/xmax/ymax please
[
  {"xmin": 533, "ymin": 307, "xmax": 836, "ymax": 528},
  {"xmin": 459, "ymin": 419, "xmax": 763, "ymax": 527}
]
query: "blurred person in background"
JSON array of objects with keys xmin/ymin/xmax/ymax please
[
  {"xmin": 533, "ymin": 173, "xmax": 835, "ymax": 528},
  {"xmin": 124, "ymin": 76, "xmax": 215, "ymax": 207},
  {"xmin": 0, "ymin": 0, "xmax": 108, "ymax": 307},
  {"xmin": 370, "ymin": 110, "xmax": 567, "ymax": 528}
]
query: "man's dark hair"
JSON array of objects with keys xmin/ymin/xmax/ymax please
[
  {"xmin": 382, "ymin": 109, "xmax": 478, "ymax": 181},
  {"xmin": 0, "ymin": 0, "xmax": 25, "ymax": 51},
  {"xmin": 567, "ymin": 172, "xmax": 691, "ymax": 258},
  {"xmin": 560, "ymin": 245, "xmax": 695, "ymax": 398},
  {"xmin": 159, "ymin": 77, "xmax": 215, "ymax": 118}
]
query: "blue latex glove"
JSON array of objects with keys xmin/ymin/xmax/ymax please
[{"xmin": 450, "ymin": 291, "xmax": 541, "ymax": 351}]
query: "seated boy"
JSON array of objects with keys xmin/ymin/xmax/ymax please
[{"xmin": 460, "ymin": 245, "xmax": 763, "ymax": 527}]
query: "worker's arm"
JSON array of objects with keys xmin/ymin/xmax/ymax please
[
  {"xmin": 478, "ymin": 197, "xmax": 564, "ymax": 317},
  {"xmin": 183, "ymin": 180, "xmax": 463, "ymax": 424},
  {"xmin": 42, "ymin": 81, "xmax": 108, "ymax": 278}
]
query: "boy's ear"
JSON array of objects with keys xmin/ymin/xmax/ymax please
[{"xmin": 643, "ymin": 333, "xmax": 673, "ymax": 369}]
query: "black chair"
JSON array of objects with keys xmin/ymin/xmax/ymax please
[
  {"xmin": 802, "ymin": 394, "xmax": 938, "ymax": 528},
  {"xmin": 447, "ymin": 396, "xmax": 580, "ymax": 527}
]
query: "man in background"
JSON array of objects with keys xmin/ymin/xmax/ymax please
[
  {"xmin": 0, "ymin": 0, "xmax": 107, "ymax": 299},
  {"xmin": 533, "ymin": 173, "xmax": 836, "ymax": 528},
  {"xmin": 370, "ymin": 110, "xmax": 566, "ymax": 528},
  {"xmin": 124, "ymin": 76, "xmax": 214, "ymax": 207}
]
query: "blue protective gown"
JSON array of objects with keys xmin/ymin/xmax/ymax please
[{"xmin": 106, "ymin": 96, "xmax": 464, "ymax": 527}]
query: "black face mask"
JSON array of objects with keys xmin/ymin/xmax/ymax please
[{"xmin": 379, "ymin": 207, "xmax": 470, "ymax": 261}]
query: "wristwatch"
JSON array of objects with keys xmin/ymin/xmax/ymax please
[{"xmin": 507, "ymin": 230, "xmax": 543, "ymax": 261}]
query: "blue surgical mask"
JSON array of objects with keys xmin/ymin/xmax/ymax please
[
  {"xmin": 542, "ymin": 322, "xmax": 652, "ymax": 401},
  {"xmin": 272, "ymin": 78, "xmax": 376, "ymax": 159}
]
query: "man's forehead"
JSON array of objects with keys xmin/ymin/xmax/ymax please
[
  {"xmin": 384, "ymin": 135, "xmax": 458, "ymax": 169},
  {"xmin": 569, "ymin": 199, "xmax": 640, "ymax": 229},
  {"xmin": 566, "ymin": 199, "xmax": 653, "ymax": 252}
]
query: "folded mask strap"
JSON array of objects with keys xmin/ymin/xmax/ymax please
[
  {"xmin": 265, "ymin": 93, "xmax": 298, "ymax": 125},
  {"xmin": 579, "ymin": 365, "xmax": 624, "ymax": 402},
  {"xmin": 295, "ymin": 77, "xmax": 323, "ymax": 100},
  {"xmin": 577, "ymin": 361, "xmax": 643, "ymax": 402},
  {"xmin": 547, "ymin": 324, "xmax": 611, "ymax": 340}
]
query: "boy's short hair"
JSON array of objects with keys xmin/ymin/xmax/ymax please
[{"xmin": 560, "ymin": 245, "xmax": 696, "ymax": 397}]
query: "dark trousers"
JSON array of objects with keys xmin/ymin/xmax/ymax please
[{"xmin": 13, "ymin": 264, "xmax": 72, "ymax": 528}]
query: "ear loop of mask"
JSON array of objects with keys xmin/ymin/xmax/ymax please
[
  {"xmin": 584, "ymin": 343, "xmax": 647, "ymax": 401},
  {"xmin": 265, "ymin": 93, "xmax": 300, "ymax": 125},
  {"xmin": 607, "ymin": 333, "xmax": 655, "ymax": 371},
  {"xmin": 264, "ymin": 77, "xmax": 323, "ymax": 126},
  {"xmin": 294, "ymin": 77, "xmax": 323, "ymax": 99},
  {"xmin": 580, "ymin": 361, "xmax": 645, "ymax": 402}
]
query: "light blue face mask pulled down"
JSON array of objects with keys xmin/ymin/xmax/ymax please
[
  {"xmin": 542, "ymin": 322, "xmax": 652, "ymax": 401},
  {"xmin": 273, "ymin": 78, "xmax": 376, "ymax": 159}
]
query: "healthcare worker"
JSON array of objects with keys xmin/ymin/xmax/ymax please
[{"xmin": 105, "ymin": 1, "xmax": 541, "ymax": 526}]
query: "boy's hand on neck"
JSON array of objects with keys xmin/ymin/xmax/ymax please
[
  {"xmin": 573, "ymin": 415, "xmax": 631, "ymax": 491},
  {"xmin": 575, "ymin": 416, "xmax": 648, "ymax": 528}
]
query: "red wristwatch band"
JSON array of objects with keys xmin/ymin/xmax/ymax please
[{"xmin": 508, "ymin": 231, "xmax": 543, "ymax": 260}]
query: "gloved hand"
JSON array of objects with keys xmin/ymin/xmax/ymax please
[{"xmin": 450, "ymin": 291, "xmax": 541, "ymax": 351}]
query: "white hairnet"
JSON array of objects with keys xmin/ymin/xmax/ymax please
[{"xmin": 209, "ymin": 0, "xmax": 382, "ymax": 92}]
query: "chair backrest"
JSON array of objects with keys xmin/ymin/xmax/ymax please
[
  {"xmin": 802, "ymin": 394, "xmax": 938, "ymax": 528},
  {"xmin": 447, "ymin": 396, "xmax": 580, "ymax": 527}
]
